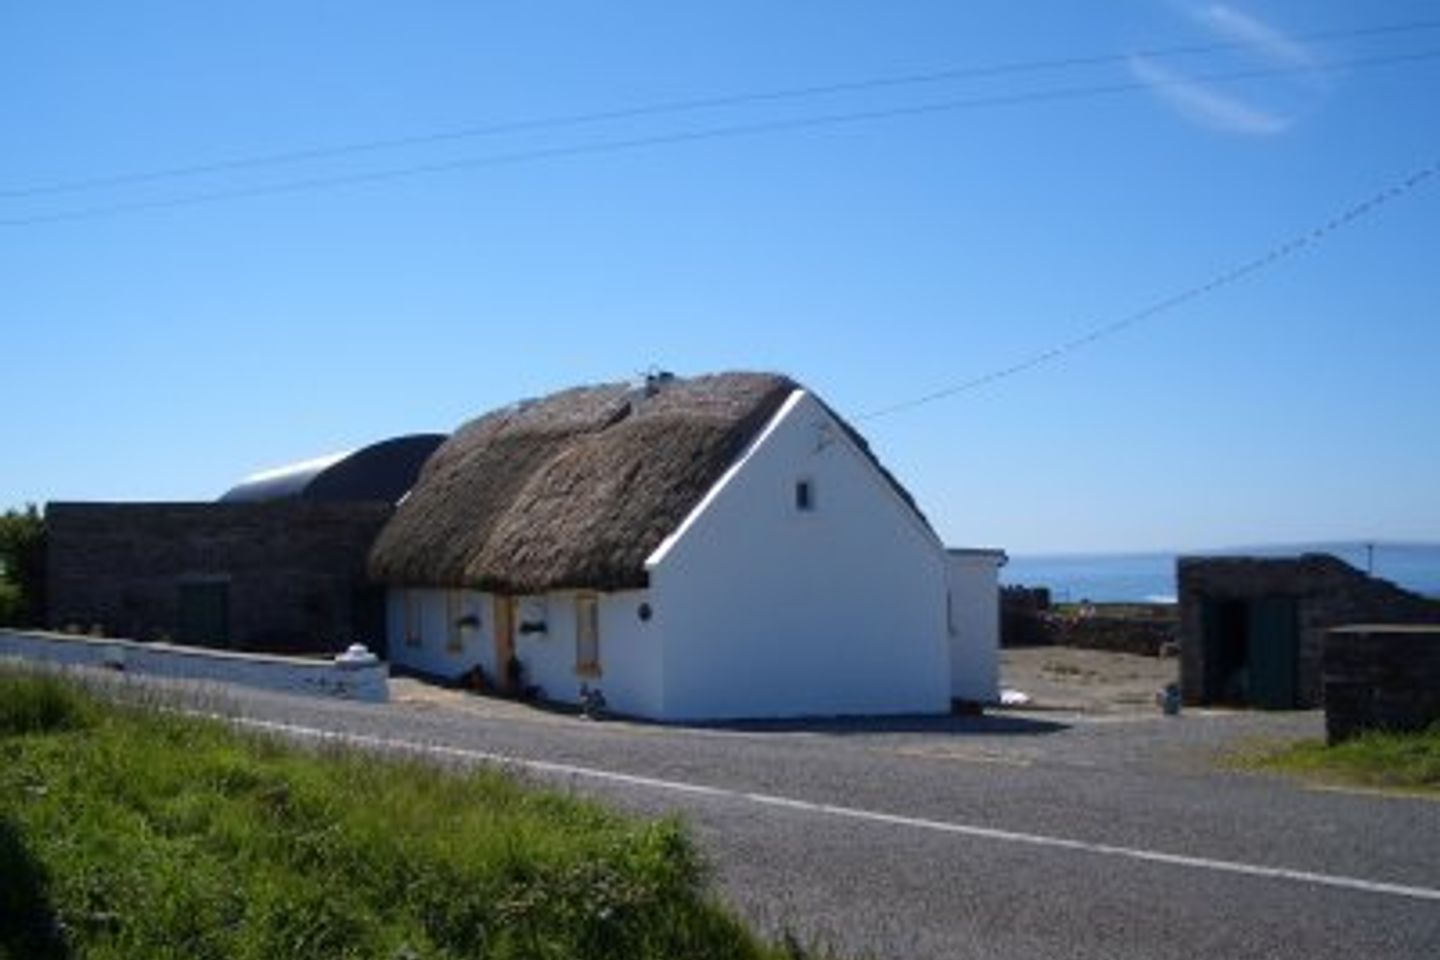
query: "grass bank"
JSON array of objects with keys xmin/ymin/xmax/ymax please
[
  {"xmin": 0, "ymin": 668, "xmax": 811, "ymax": 960},
  {"xmin": 1233, "ymin": 724, "xmax": 1440, "ymax": 796}
]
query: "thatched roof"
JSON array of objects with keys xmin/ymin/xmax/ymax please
[{"xmin": 368, "ymin": 371, "xmax": 929, "ymax": 593}]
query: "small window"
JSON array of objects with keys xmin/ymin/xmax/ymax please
[
  {"xmin": 575, "ymin": 594, "xmax": 601, "ymax": 676},
  {"xmin": 795, "ymin": 479, "xmax": 814, "ymax": 512},
  {"xmin": 404, "ymin": 591, "xmax": 423, "ymax": 648}
]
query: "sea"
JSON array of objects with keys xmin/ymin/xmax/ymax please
[{"xmin": 1001, "ymin": 542, "xmax": 1440, "ymax": 604}]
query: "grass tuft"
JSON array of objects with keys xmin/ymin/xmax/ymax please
[
  {"xmin": 0, "ymin": 668, "xmax": 95, "ymax": 735},
  {"xmin": 1233, "ymin": 723, "xmax": 1440, "ymax": 795},
  {"xmin": 0, "ymin": 667, "xmax": 818, "ymax": 959}
]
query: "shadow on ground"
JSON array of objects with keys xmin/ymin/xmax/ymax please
[
  {"xmin": 694, "ymin": 712, "xmax": 1070, "ymax": 737},
  {"xmin": 0, "ymin": 816, "xmax": 69, "ymax": 960}
]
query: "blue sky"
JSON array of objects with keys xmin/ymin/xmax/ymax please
[{"xmin": 3, "ymin": 1, "xmax": 1437, "ymax": 553}]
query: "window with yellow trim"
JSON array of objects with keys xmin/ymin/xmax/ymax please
[{"xmin": 575, "ymin": 594, "xmax": 600, "ymax": 676}]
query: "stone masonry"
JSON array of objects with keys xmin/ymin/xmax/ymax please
[
  {"xmin": 1177, "ymin": 554, "xmax": 1440, "ymax": 708},
  {"xmin": 1324, "ymin": 625, "xmax": 1440, "ymax": 743},
  {"xmin": 46, "ymin": 501, "xmax": 393, "ymax": 655}
]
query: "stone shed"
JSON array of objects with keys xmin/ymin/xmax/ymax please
[
  {"xmin": 44, "ymin": 433, "xmax": 442, "ymax": 656},
  {"xmin": 47, "ymin": 501, "xmax": 394, "ymax": 655},
  {"xmin": 1177, "ymin": 554, "xmax": 1440, "ymax": 709}
]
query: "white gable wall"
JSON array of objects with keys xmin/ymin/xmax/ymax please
[
  {"xmin": 946, "ymin": 551, "xmax": 1004, "ymax": 703},
  {"xmin": 647, "ymin": 391, "xmax": 949, "ymax": 720}
]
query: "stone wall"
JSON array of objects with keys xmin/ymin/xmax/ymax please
[
  {"xmin": 0, "ymin": 629, "xmax": 388, "ymax": 702},
  {"xmin": 1050, "ymin": 611, "xmax": 1176, "ymax": 657},
  {"xmin": 1178, "ymin": 555, "xmax": 1440, "ymax": 708},
  {"xmin": 1001, "ymin": 587, "xmax": 1177, "ymax": 656},
  {"xmin": 46, "ymin": 501, "xmax": 393, "ymax": 655},
  {"xmin": 1324, "ymin": 626, "xmax": 1440, "ymax": 743},
  {"xmin": 1000, "ymin": 586, "xmax": 1053, "ymax": 647}
]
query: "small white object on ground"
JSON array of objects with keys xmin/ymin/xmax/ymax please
[
  {"xmin": 999, "ymin": 688, "xmax": 1032, "ymax": 707},
  {"xmin": 335, "ymin": 643, "xmax": 379, "ymax": 667}
]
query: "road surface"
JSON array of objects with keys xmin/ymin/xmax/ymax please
[{"xmin": 100, "ymin": 675, "xmax": 1440, "ymax": 959}]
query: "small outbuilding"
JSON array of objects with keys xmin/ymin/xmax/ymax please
[
  {"xmin": 945, "ymin": 549, "xmax": 1006, "ymax": 704},
  {"xmin": 1176, "ymin": 554, "xmax": 1440, "ymax": 709},
  {"xmin": 369, "ymin": 371, "xmax": 994, "ymax": 721}
]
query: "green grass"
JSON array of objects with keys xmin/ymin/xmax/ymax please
[
  {"xmin": 0, "ymin": 668, "xmax": 816, "ymax": 960},
  {"xmin": 1233, "ymin": 724, "xmax": 1440, "ymax": 796}
]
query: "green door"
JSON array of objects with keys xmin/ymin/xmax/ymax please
[
  {"xmin": 178, "ymin": 581, "xmax": 230, "ymax": 648},
  {"xmin": 1247, "ymin": 597, "xmax": 1298, "ymax": 709}
]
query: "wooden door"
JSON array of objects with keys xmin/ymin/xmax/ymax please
[
  {"xmin": 1248, "ymin": 597, "xmax": 1299, "ymax": 709},
  {"xmin": 493, "ymin": 596, "xmax": 516, "ymax": 692}
]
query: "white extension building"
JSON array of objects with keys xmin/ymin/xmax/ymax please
[{"xmin": 368, "ymin": 371, "xmax": 1002, "ymax": 721}]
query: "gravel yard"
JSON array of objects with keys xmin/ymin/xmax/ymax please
[{"xmin": 1000, "ymin": 645, "xmax": 1179, "ymax": 713}]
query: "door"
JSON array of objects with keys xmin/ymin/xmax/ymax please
[
  {"xmin": 178, "ymin": 580, "xmax": 230, "ymax": 648},
  {"xmin": 493, "ymin": 596, "xmax": 516, "ymax": 692},
  {"xmin": 1248, "ymin": 597, "xmax": 1299, "ymax": 709}
]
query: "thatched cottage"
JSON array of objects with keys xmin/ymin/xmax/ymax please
[{"xmin": 370, "ymin": 371, "xmax": 1001, "ymax": 720}]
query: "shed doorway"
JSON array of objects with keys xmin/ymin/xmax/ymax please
[{"xmin": 1201, "ymin": 596, "xmax": 1298, "ymax": 708}]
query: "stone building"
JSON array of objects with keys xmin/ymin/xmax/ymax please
[
  {"xmin": 45, "ymin": 434, "xmax": 442, "ymax": 656},
  {"xmin": 1176, "ymin": 554, "xmax": 1440, "ymax": 709}
]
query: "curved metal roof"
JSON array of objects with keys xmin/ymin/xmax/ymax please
[{"xmin": 220, "ymin": 434, "xmax": 446, "ymax": 504}]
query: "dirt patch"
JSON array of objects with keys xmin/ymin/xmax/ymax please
[{"xmin": 1000, "ymin": 647, "xmax": 1178, "ymax": 714}]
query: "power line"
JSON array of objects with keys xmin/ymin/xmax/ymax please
[
  {"xmin": 4, "ymin": 48, "xmax": 1437, "ymax": 228},
  {"xmin": 3, "ymin": 18, "xmax": 1437, "ymax": 200},
  {"xmin": 854, "ymin": 158, "xmax": 1440, "ymax": 422}
]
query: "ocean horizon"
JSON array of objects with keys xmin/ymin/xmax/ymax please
[{"xmin": 1000, "ymin": 541, "xmax": 1440, "ymax": 604}]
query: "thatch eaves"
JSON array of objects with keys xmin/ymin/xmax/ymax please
[{"xmin": 368, "ymin": 371, "xmax": 931, "ymax": 593}]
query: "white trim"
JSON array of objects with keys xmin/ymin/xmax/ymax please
[
  {"xmin": 646, "ymin": 389, "xmax": 942, "ymax": 568},
  {"xmin": 645, "ymin": 389, "xmax": 805, "ymax": 569}
]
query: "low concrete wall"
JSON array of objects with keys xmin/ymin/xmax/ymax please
[
  {"xmin": 1324, "ymin": 625, "xmax": 1440, "ymax": 744},
  {"xmin": 0, "ymin": 629, "xmax": 388, "ymax": 703}
]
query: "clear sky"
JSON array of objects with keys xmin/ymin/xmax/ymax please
[{"xmin": 3, "ymin": 2, "xmax": 1437, "ymax": 553}]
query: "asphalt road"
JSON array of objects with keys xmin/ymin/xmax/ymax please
[{"xmin": 117, "ymin": 677, "xmax": 1440, "ymax": 959}]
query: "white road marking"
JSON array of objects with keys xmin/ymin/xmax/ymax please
[{"xmin": 224, "ymin": 713, "xmax": 1440, "ymax": 904}]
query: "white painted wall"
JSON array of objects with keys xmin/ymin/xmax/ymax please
[
  {"xmin": 512, "ymin": 589, "xmax": 662, "ymax": 718},
  {"xmin": 385, "ymin": 587, "xmax": 663, "ymax": 716},
  {"xmin": 946, "ymin": 550, "xmax": 1005, "ymax": 703},
  {"xmin": 646, "ymin": 390, "xmax": 950, "ymax": 721},
  {"xmin": 385, "ymin": 588, "xmax": 497, "ymax": 682}
]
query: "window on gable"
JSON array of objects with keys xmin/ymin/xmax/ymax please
[
  {"xmin": 575, "ymin": 594, "xmax": 601, "ymax": 677},
  {"xmin": 795, "ymin": 478, "xmax": 815, "ymax": 512}
]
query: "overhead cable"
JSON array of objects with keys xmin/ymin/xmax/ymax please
[
  {"xmin": 4, "ymin": 48, "xmax": 1437, "ymax": 227},
  {"xmin": 855, "ymin": 159, "xmax": 1440, "ymax": 421},
  {"xmin": 3, "ymin": 18, "xmax": 1437, "ymax": 199}
]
